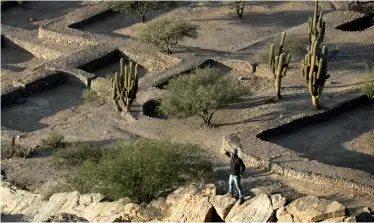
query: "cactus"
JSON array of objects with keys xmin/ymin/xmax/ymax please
[
  {"xmin": 111, "ymin": 58, "xmax": 139, "ymax": 113},
  {"xmin": 269, "ymin": 32, "xmax": 292, "ymax": 99},
  {"xmin": 308, "ymin": 0, "xmax": 325, "ymax": 46},
  {"xmin": 301, "ymin": 39, "xmax": 329, "ymax": 110},
  {"xmin": 234, "ymin": 1, "xmax": 244, "ymax": 19}
]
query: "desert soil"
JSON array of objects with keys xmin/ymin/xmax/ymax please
[{"xmin": 1, "ymin": 1, "xmax": 374, "ymax": 210}]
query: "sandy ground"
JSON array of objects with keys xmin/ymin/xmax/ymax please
[
  {"xmin": 1, "ymin": 1, "xmax": 374, "ymax": 210},
  {"xmin": 1, "ymin": 1, "xmax": 85, "ymax": 30}
]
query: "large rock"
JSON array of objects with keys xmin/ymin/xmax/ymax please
[
  {"xmin": 1, "ymin": 184, "xmax": 44, "ymax": 218},
  {"xmin": 208, "ymin": 194, "xmax": 236, "ymax": 220},
  {"xmin": 165, "ymin": 196, "xmax": 213, "ymax": 222},
  {"xmin": 164, "ymin": 184, "xmax": 216, "ymax": 222},
  {"xmin": 33, "ymin": 192, "xmax": 81, "ymax": 222},
  {"xmin": 80, "ymin": 199, "xmax": 131, "ymax": 222},
  {"xmin": 137, "ymin": 197, "xmax": 170, "ymax": 221},
  {"xmin": 271, "ymin": 194, "xmax": 286, "ymax": 210},
  {"xmin": 286, "ymin": 195, "xmax": 346, "ymax": 222},
  {"xmin": 225, "ymin": 194, "xmax": 274, "ymax": 222}
]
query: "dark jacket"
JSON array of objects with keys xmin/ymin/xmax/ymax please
[{"xmin": 224, "ymin": 151, "xmax": 246, "ymax": 176}]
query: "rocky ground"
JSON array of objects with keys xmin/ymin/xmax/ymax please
[
  {"xmin": 1, "ymin": 181, "xmax": 374, "ymax": 222},
  {"xmin": 1, "ymin": 0, "xmax": 374, "ymax": 217}
]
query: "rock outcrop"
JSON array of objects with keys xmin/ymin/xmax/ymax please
[
  {"xmin": 225, "ymin": 194, "xmax": 274, "ymax": 222},
  {"xmin": 285, "ymin": 195, "xmax": 346, "ymax": 222},
  {"xmin": 163, "ymin": 184, "xmax": 216, "ymax": 222},
  {"xmin": 208, "ymin": 194, "xmax": 236, "ymax": 220},
  {"xmin": 1, "ymin": 181, "xmax": 373, "ymax": 222}
]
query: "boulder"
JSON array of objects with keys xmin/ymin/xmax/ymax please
[
  {"xmin": 136, "ymin": 197, "xmax": 169, "ymax": 221},
  {"xmin": 166, "ymin": 184, "xmax": 216, "ymax": 206},
  {"xmin": 44, "ymin": 213, "xmax": 88, "ymax": 222},
  {"xmin": 122, "ymin": 203, "xmax": 140, "ymax": 219},
  {"xmin": 225, "ymin": 194, "xmax": 274, "ymax": 222},
  {"xmin": 286, "ymin": 195, "xmax": 346, "ymax": 222},
  {"xmin": 165, "ymin": 196, "xmax": 213, "ymax": 222},
  {"xmin": 164, "ymin": 184, "xmax": 216, "ymax": 222},
  {"xmin": 271, "ymin": 194, "xmax": 286, "ymax": 210},
  {"xmin": 277, "ymin": 212, "xmax": 294, "ymax": 222},
  {"xmin": 33, "ymin": 192, "xmax": 81, "ymax": 222},
  {"xmin": 1, "ymin": 185, "xmax": 44, "ymax": 218},
  {"xmin": 81, "ymin": 199, "xmax": 131, "ymax": 222},
  {"xmin": 208, "ymin": 194, "xmax": 237, "ymax": 220}
]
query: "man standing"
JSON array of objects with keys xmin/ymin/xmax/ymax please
[{"xmin": 224, "ymin": 148, "xmax": 246, "ymax": 204}]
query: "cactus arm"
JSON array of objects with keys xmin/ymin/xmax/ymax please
[{"xmin": 269, "ymin": 44, "xmax": 274, "ymax": 70}]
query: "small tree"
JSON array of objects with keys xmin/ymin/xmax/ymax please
[
  {"xmin": 136, "ymin": 18, "xmax": 199, "ymax": 54},
  {"xmin": 111, "ymin": 1, "xmax": 176, "ymax": 23},
  {"xmin": 158, "ymin": 68, "xmax": 251, "ymax": 126}
]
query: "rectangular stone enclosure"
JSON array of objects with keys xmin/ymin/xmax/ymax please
[
  {"xmin": 1, "ymin": 36, "xmax": 35, "ymax": 72},
  {"xmin": 263, "ymin": 102, "xmax": 374, "ymax": 175},
  {"xmin": 155, "ymin": 59, "xmax": 232, "ymax": 89},
  {"xmin": 77, "ymin": 49, "xmax": 147, "ymax": 78}
]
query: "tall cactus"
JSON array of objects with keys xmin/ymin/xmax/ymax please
[
  {"xmin": 111, "ymin": 58, "xmax": 139, "ymax": 113},
  {"xmin": 301, "ymin": 39, "xmax": 329, "ymax": 110},
  {"xmin": 308, "ymin": 0, "xmax": 325, "ymax": 46},
  {"xmin": 269, "ymin": 32, "xmax": 292, "ymax": 99}
]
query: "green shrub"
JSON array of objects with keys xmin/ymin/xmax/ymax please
[
  {"xmin": 53, "ymin": 142, "xmax": 103, "ymax": 166},
  {"xmin": 158, "ymin": 67, "xmax": 251, "ymax": 126},
  {"xmin": 7, "ymin": 172, "xmax": 32, "ymax": 190},
  {"xmin": 68, "ymin": 139, "xmax": 214, "ymax": 203},
  {"xmin": 82, "ymin": 89, "xmax": 103, "ymax": 104},
  {"xmin": 136, "ymin": 18, "xmax": 199, "ymax": 53},
  {"xmin": 36, "ymin": 180, "xmax": 72, "ymax": 200},
  {"xmin": 111, "ymin": 1, "xmax": 176, "ymax": 23},
  {"xmin": 362, "ymin": 63, "xmax": 374, "ymax": 99},
  {"xmin": 41, "ymin": 131, "xmax": 65, "ymax": 148},
  {"xmin": 257, "ymin": 35, "xmax": 309, "ymax": 63}
]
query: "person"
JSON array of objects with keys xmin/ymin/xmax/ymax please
[{"xmin": 223, "ymin": 148, "xmax": 246, "ymax": 204}]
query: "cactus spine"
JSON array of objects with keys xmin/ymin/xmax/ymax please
[
  {"xmin": 308, "ymin": 0, "xmax": 325, "ymax": 45},
  {"xmin": 269, "ymin": 32, "xmax": 292, "ymax": 99},
  {"xmin": 111, "ymin": 58, "xmax": 139, "ymax": 113}
]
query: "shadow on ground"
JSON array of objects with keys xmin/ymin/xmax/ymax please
[
  {"xmin": 266, "ymin": 103, "xmax": 374, "ymax": 174},
  {"xmin": 1, "ymin": 83, "xmax": 85, "ymax": 132},
  {"xmin": 1, "ymin": 39, "xmax": 34, "ymax": 71},
  {"xmin": 1, "ymin": 1, "xmax": 85, "ymax": 30}
]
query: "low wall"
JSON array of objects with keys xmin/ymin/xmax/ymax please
[{"xmin": 1, "ymin": 71, "xmax": 70, "ymax": 107}]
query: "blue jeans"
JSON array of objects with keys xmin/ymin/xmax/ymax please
[{"xmin": 228, "ymin": 174, "xmax": 243, "ymax": 199}]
